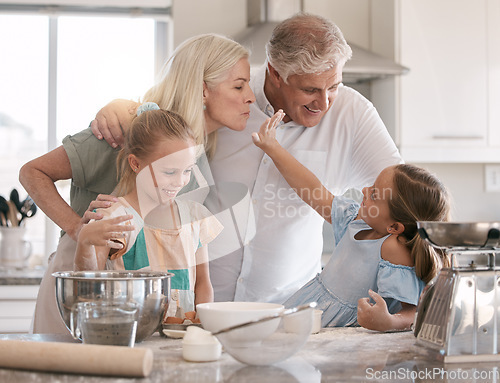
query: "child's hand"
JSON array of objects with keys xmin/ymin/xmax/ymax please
[
  {"xmin": 65, "ymin": 194, "xmax": 119, "ymax": 241},
  {"xmin": 252, "ymin": 109, "xmax": 285, "ymax": 151},
  {"xmin": 80, "ymin": 194, "xmax": 119, "ymax": 224},
  {"xmin": 78, "ymin": 214, "xmax": 134, "ymax": 249},
  {"xmin": 357, "ymin": 289, "xmax": 392, "ymax": 331}
]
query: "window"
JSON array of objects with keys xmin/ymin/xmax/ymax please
[{"xmin": 0, "ymin": 10, "xmax": 169, "ymax": 264}]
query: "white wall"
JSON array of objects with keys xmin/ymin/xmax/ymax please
[
  {"xmin": 416, "ymin": 163, "xmax": 500, "ymax": 222},
  {"xmin": 305, "ymin": 0, "xmax": 371, "ymax": 48},
  {"xmin": 172, "ymin": 0, "xmax": 247, "ymax": 46}
]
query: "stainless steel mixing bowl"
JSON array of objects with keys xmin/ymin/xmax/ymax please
[{"xmin": 53, "ymin": 270, "xmax": 172, "ymax": 342}]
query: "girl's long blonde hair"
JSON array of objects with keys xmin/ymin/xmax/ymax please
[
  {"xmin": 143, "ymin": 34, "xmax": 249, "ymax": 158},
  {"xmin": 115, "ymin": 109, "xmax": 195, "ymax": 196},
  {"xmin": 389, "ymin": 164, "xmax": 451, "ymax": 283}
]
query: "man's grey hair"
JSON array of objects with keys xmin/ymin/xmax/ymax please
[{"xmin": 265, "ymin": 13, "xmax": 352, "ymax": 83}]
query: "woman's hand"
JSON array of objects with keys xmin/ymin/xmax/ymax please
[
  {"xmin": 91, "ymin": 99, "xmax": 140, "ymax": 148},
  {"xmin": 357, "ymin": 290, "xmax": 415, "ymax": 332},
  {"xmin": 251, "ymin": 109, "xmax": 285, "ymax": 153}
]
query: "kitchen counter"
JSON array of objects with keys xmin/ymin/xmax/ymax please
[
  {"xmin": 0, "ymin": 267, "xmax": 44, "ymax": 285},
  {"xmin": 1, "ymin": 328, "xmax": 499, "ymax": 382}
]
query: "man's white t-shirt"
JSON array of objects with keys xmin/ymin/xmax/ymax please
[{"xmin": 208, "ymin": 65, "xmax": 403, "ymax": 304}]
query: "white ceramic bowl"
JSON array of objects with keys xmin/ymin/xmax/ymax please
[{"xmin": 196, "ymin": 302, "xmax": 284, "ymax": 345}]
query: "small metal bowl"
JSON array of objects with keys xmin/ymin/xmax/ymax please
[{"xmin": 53, "ymin": 270, "xmax": 172, "ymax": 342}]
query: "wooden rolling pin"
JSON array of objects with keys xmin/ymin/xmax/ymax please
[{"xmin": 0, "ymin": 340, "xmax": 153, "ymax": 377}]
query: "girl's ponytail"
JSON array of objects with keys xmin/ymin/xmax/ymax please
[
  {"xmin": 389, "ymin": 164, "xmax": 451, "ymax": 283},
  {"xmin": 410, "ymin": 234, "xmax": 450, "ymax": 283}
]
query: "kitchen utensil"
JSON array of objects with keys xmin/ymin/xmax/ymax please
[
  {"xmin": 412, "ymin": 281, "xmax": 435, "ymax": 338},
  {"xmin": 211, "ymin": 302, "xmax": 316, "ymax": 366},
  {"xmin": 414, "ymin": 221, "xmax": 500, "ymax": 363},
  {"xmin": 0, "ymin": 226, "xmax": 32, "ymax": 268},
  {"xmin": 0, "ymin": 339, "xmax": 153, "ymax": 377},
  {"xmin": 18, "ymin": 195, "xmax": 37, "ymax": 225},
  {"xmin": 9, "ymin": 188, "xmax": 22, "ymax": 212},
  {"xmin": 6, "ymin": 200, "xmax": 19, "ymax": 226},
  {"xmin": 53, "ymin": 270, "xmax": 173, "ymax": 342},
  {"xmin": 70, "ymin": 301, "xmax": 138, "ymax": 347},
  {"xmin": 0, "ymin": 196, "xmax": 10, "ymax": 226}
]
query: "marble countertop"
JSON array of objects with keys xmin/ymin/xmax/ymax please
[
  {"xmin": 0, "ymin": 267, "xmax": 45, "ymax": 285},
  {"xmin": 1, "ymin": 328, "xmax": 499, "ymax": 382}
]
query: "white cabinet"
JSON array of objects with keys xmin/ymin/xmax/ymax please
[
  {"xmin": 397, "ymin": 0, "xmax": 500, "ymax": 162},
  {"xmin": 0, "ymin": 285, "xmax": 39, "ymax": 333}
]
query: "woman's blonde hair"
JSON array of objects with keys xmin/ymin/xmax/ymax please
[
  {"xmin": 389, "ymin": 164, "xmax": 451, "ymax": 283},
  {"xmin": 115, "ymin": 109, "xmax": 195, "ymax": 196},
  {"xmin": 143, "ymin": 34, "xmax": 249, "ymax": 158}
]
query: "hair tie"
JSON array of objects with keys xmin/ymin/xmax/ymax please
[{"xmin": 137, "ymin": 102, "xmax": 160, "ymax": 116}]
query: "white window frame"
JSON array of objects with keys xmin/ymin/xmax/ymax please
[{"xmin": 1, "ymin": 4, "xmax": 172, "ymax": 256}]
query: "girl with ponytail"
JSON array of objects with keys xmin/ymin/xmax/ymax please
[{"xmin": 252, "ymin": 113, "xmax": 450, "ymax": 331}]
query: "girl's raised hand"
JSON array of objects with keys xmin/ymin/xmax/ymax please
[
  {"xmin": 357, "ymin": 289, "xmax": 392, "ymax": 331},
  {"xmin": 252, "ymin": 109, "xmax": 286, "ymax": 151},
  {"xmin": 78, "ymin": 214, "xmax": 135, "ymax": 249}
]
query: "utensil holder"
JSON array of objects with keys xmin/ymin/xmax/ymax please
[{"xmin": 0, "ymin": 226, "xmax": 32, "ymax": 268}]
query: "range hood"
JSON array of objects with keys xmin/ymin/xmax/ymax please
[{"xmin": 233, "ymin": 21, "xmax": 409, "ymax": 84}]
